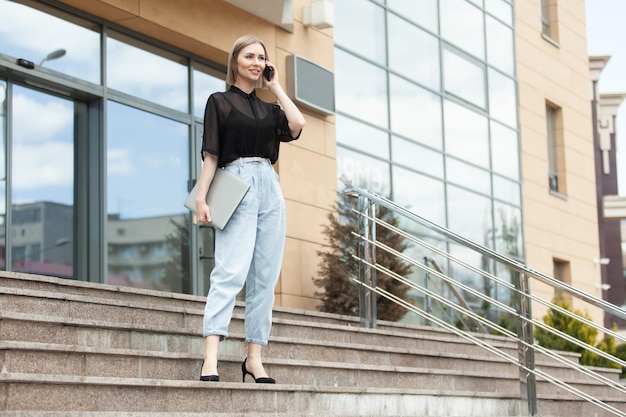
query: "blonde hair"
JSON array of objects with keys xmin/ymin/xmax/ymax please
[{"xmin": 226, "ymin": 35, "xmax": 268, "ymax": 87}]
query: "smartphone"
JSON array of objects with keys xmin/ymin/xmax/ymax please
[{"xmin": 263, "ymin": 66, "xmax": 273, "ymax": 81}]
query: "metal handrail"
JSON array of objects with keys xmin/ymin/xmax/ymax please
[
  {"xmin": 344, "ymin": 188, "xmax": 626, "ymax": 322},
  {"xmin": 343, "ymin": 187, "xmax": 626, "ymax": 417}
]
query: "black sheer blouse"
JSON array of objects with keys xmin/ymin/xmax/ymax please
[{"xmin": 201, "ymin": 85, "xmax": 301, "ymax": 167}]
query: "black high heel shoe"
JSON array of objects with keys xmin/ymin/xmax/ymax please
[
  {"xmin": 199, "ymin": 360, "xmax": 219, "ymax": 382},
  {"xmin": 241, "ymin": 358, "xmax": 275, "ymax": 384}
]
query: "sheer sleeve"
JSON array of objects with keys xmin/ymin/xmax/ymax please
[
  {"xmin": 201, "ymin": 94, "xmax": 222, "ymax": 161},
  {"xmin": 274, "ymin": 104, "xmax": 302, "ymax": 143}
]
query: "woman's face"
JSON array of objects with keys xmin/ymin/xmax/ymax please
[{"xmin": 235, "ymin": 42, "xmax": 267, "ymax": 85}]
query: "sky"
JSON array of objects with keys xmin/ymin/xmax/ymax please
[{"xmin": 585, "ymin": 0, "xmax": 626, "ymax": 194}]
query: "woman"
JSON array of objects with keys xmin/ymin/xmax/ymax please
[{"xmin": 196, "ymin": 35, "xmax": 305, "ymax": 383}]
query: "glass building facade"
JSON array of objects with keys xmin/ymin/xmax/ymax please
[{"xmin": 333, "ymin": 0, "xmax": 522, "ymax": 316}]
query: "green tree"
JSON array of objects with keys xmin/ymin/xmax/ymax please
[
  {"xmin": 314, "ymin": 191, "xmax": 412, "ymax": 321},
  {"xmin": 535, "ymin": 299, "xmax": 622, "ymax": 373},
  {"xmin": 615, "ymin": 343, "xmax": 626, "ymax": 378}
]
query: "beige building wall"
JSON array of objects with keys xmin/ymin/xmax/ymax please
[
  {"xmin": 515, "ymin": 0, "xmax": 603, "ymax": 323},
  {"xmin": 55, "ymin": 0, "xmax": 335, "ymax": 310}
]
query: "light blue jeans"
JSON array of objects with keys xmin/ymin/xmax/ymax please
[{"xmin": 202, "ymin": 159, "xmax": 286, "ymax": 345}]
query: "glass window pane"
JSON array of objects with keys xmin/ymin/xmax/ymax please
[
  {"xmin": 107, "ymin": 32, "xmax": 189, "ymax": 112},
  {"xmin": 486, "ymin": 0, "xmax": 513, "ymax": 26},
  {"xmin": 392, "ymin": 136, "xmax": 443, "ymax": 178},
  {"xmin": 387, "ymin": 0, "xmax": 438, "ymax": 33},
  {"xmin": 488, "ymin": 68, "xmax": 517, "ymax": 128},
  {"xmin": 486, "ymin": 16, "xmax": 514, "ymax": 75},
  {"xmin": 393, "ymin": 166, "xmax": 446, "ymax": 226},
  {"xmin": 390, "ymin": 75, "xmax": 442, "ymax": 149},
  {"xmin": 337, "ymin": 115, "xmax": 389, "ymax": 159},
  {"xmin": 493, "ymin": 175, "xmax": 520, "ymax": 206},
  {"xmin": 446, "ymin": 157, "xmax": 491, "ymax": 195},
  {"xmin": 335, "ymin": 0, "xmax": 386, "ymax": 63},
  {"xmin": 11, "ymin": 85, "xmax": 74, "ymax": 278},
  {"xmin": 444, "ymin": 100, "xmax": 489, "ymax": 167},
  {"xmin": 443, "ymin": 48, "xmax": 486, "ymax": 108},
  {"xmin": 193, "ymin": 64, "xmax": 226, "ymax": 119},
  {"xmin": 106, "ymin": 101, "xmax": 189, "ymax": 292},
  {"xmin": 490, "ymin": 121, "xmax": 519, "ymax": 180},
  {"xmin": 388, "ymin": 14, "xmax": 440, "ymax": 90},
  {"xmin": 335, "ymin": 49, "xmax": 388, "ymax": 128},
  {"xmin": 440, "ymin": 0, "xmax": 485, "ymax": 59},
  {"xmin": 0, "ymin": 0, "xmax": 100, "ymax": 83},
  {"xmin": 337, "ymin": 146, "xmax": 390, "ymax": 195},
  {"xmin": 447, "ymin": 185, "xmax": 492, "ymax": 244}
]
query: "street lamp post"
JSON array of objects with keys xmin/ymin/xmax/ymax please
[{"xmin": 39, "ymin": 49, "xmax": 66, "ymax": 66}]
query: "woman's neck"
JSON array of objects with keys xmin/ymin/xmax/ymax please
[{"xmin": 234, "ymin": 80, "xmax": 255, "ymax": 94}]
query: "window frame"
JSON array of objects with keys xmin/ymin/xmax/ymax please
[{"xmin": 546, "ymin": 102, "xmax": 566, "ymax": 196}]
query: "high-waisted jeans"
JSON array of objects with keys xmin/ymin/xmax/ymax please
[{"xmin": 202, "ymin": 159, "xmax": 286, "ymax": 345}]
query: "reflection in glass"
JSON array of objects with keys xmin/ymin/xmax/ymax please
[
  {"xmin": 494, "ymin": 262, "xmax": 516, "ymax": 313},
  {"xmin": 337, "ymin": 146, "xmax": 390, "ymax": 195},
  {"xmin": 444, "ymin": 100, "xmax": 489, "ymax": 167},
  {"xmin": 443, "ymin": 48, "xmax": 486, "ymax": 108},
  {"xmin": 388, "ymin": 14, "xmax": 440, "ymax": 91},
  {"xmin": 334, "ymin": 0, "xmax": 386, "ymax": 63},
  {"xmin": 335, "ymin": 49, "xmax": 388, "ymax": 128},
  {"xmin": 440, "ymin": 0, "xmax": 485, "ymax": 59},
  {"xmin": 0, "ymin": 0, "xmax": 100, "ymax": 83},
  {"xmin": 11, "ymin": 86, "xmax": 74, "ymax": 278},
  {"xmin": 490, "ymin": 121, "xmax": 519, "ymax": 180},
  {"xmin": 391, "ymin": 136, "xmax": 443, "ymax": 178},
  {"xmin": 392, "ymin": 166, "xmax": 446, "ymax": 227},
  {"xmin": 0, "ymin": 80, "xmax": 5, "ymax": 270},
  {"xmin": 193, "ymin": 65, "xmax": 226, "ymax": 118},
  {"xmin": 488, "ymin": 69, "xmax": 518, "ymax": 128},
  {"xmin": 486, "ymin": 16, "xmax": 514, "ymax": 75},
  {"xmin": 337, "ymin": 115, "xmax": 389, "ymax": 159},
  {"xmin": 107, "ymin": 33, "xmax": 189, "ymax": 112},
  {"xmin": 493, "ymin": 201, "xmax": 523, "ymax": 258},
  {"xmin": 106, "ymin": 101, "xmax": 189, "ymax": 292},
  {"xmin": 390, "ymin": 75, "xmax": 442, "ymax": 149},
  {"xmin": 387, "ymin": 0, "xmax": 438, "ymax": 33},
  {"xmin": 446, "ymin": 157, "xmax": 491, "ymax": 196}
]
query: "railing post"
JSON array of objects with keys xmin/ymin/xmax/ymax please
[
  {"xmin": 423, "ymin": 257, "xmax": 431, "ymax": 327},
  {"xmin": 514, "ymin": 271, "xmax": 538, "ymax": 416},
  {"xmin": 357, "ymin": 195, "xmax": 377, "ymax": 328},
  {"xmin": 368, "ymin": 199, "xmax": 377, "ymax": 328}
]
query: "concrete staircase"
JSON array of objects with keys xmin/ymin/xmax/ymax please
[{"xmin": 0, "ymin": 271, "xmax": 624, "ymax": 416}]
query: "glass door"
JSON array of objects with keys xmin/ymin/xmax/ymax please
[{"xmin": 8, "ymin": 84, "xmax": 80, "ymax": 278}]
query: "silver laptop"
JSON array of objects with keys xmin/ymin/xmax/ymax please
[{"xmin": 184, "ymin": 169, "xmax": 250, "ymax": 230}]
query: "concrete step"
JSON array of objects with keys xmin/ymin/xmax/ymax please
[
  {"xmin": 0, "ymin": 271, "xmax": 522, "ymax": 350},
  {"xmin": 0, "ymin": 286, "xmax": 518, "ymax": 359},
  {"xmin": 0, "ymin": 271, "xmax": 358, "ymax": 327},
  {"xmin": 0, "ymin": 340, "xmax": 518, "ymax": 393},
  {"xmin": 0, "ymin": 372, "xmax": 524, "ymax": 416},
  {"xmin": 2, "ymin": 373, "xmax": 619, "ymax": 417}
]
